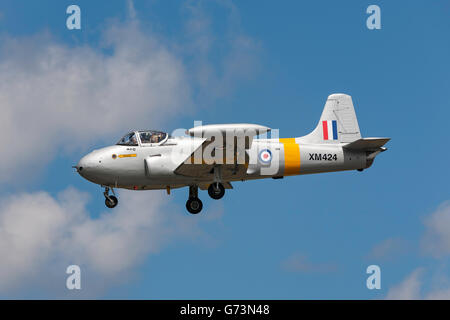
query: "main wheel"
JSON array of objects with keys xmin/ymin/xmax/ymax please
[
  {"xmin": 186, "ymin": 197, "xmax": 203, "ymax": 214},
  {"xmin": 105, "ymin": 195, "xmax": 118, "ymax": 208},
  {"xmin": 208, "ymin": 183, "xmax": 225, "ymax": 200}
]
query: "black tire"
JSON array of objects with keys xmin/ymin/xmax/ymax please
[
  {"xmin": 186, "ymin": 197, "xmax": 203, "ymax": 214},
  {"xmin": 105, "ymin": 195, "xmax": 118, "ymax": 208},
  {"xmin": 208, "ymin": 183, "xmax": 225, "ymax": 200}
]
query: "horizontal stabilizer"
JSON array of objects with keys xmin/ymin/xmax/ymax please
[{"xmin": 343, "ymin": 138, "xmax": 390, "ymax": 151}]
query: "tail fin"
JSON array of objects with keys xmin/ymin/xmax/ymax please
[{"xmin": 298, "ymin": 93, "xmax": 361, "ymax": 144}]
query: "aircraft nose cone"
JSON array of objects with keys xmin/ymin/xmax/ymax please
[
  {"xmin": 76, "ymin": 156, "xmax": 88, "ymax": 176},
  {"xmin": 76, "ymin": 153, "xmax": 98, "ymax": 177}
]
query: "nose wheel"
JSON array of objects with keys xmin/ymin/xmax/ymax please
[
  {"xmin": 186, "ymin": 185, "xmax": 203, "ymax": 214},
  {"xmin": 105, "ymin": 195, "xmax": 118, "ymax": 208},
  {"xmin": 104, "ymin": 187, "xmax": 118, "ymax": 209}
]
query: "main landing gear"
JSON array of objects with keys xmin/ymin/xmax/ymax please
[
  {"xmin": 186, "ymin": 167, "xmax": 226, "ymax": 214},
  {"xmin": 186, "ymin": 182, "xmax": 226, "ymax": 215},
  {"xmin": 186, "ymin": 185, "xmax": 203, "ymax": 214},
  {"xmin": 208, "ymin": 182, "xmax": 225, "ymax": 200},
  {"xmin": 206, "ymin": 166, "xmax": 225, "ymax": 200},
  {"xmin": 104, "ymin": 186, "xmax": 118, "ymax": 208}
]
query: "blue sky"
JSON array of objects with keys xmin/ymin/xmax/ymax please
[{"xmin": 0, "ymin": 0, "xmax": 449, "ymax": 299}]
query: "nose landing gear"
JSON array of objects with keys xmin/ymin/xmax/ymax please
[
  {"xmin": 186, "ymin": 185, "xmax": 203, "ymax": 214},
  {"xmin": 104, "ymin": 187, "xmax": 118, "ymax": 208}
]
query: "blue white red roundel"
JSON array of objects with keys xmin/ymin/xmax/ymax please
[{"xmin": 259, "ymin": 149, "xmax": 272, "ymax": 164}]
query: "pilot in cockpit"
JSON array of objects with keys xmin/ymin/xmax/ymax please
[
  {"xmin": 137, "ymin": 131, "xmax": 167, "ymax": 144},
  {"xmin": 151, "ymin": 134, "xmax": 160, "ymax": 143},
  {"xmin": 140, "ymin": 132, "xmax": 152, "ymax": 144}
]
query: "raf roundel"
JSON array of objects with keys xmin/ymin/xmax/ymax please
[{"xmin": 259, "ymin": 149, "xmax": 272, "ymax": 164}]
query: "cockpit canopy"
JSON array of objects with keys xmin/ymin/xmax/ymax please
[
  {"xmin": 116, "ymin": 132, "xmax": 138, "ymax": 146},
  {"xmin": 116, "ymin": 130, "xmax": 167, "ymax": 146},
  {"xmin": 138, "ymin": 130, "xmax": 167, "ymax": 144}
]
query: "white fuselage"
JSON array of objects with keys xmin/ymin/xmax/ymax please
[{"xmin": 76, "ymin": 136, "xmax": 367, "ymax": 190}]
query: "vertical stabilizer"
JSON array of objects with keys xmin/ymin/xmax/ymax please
[{"xmin": 298, "ymin": 93, "xmax": 362, "ymax": 144}]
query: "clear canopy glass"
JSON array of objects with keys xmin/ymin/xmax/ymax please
[
  {"xmin": 116, "ymin": 132, "xmax": 138, "ymax": 146},
  {"xmin": 138, "ymin": 131, "xmax": 167, "ymax": 144},
  {"xmin": 116, "ymin": 131, "xmax": 167, "ymax": 146}
]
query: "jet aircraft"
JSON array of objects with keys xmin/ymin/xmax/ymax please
[{"xmin": 75, "ymin": 93, "xmax": 389, "ymax": 214}]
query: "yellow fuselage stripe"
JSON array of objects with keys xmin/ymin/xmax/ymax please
[
  {"xmin": 280, "ymin": 138, "xmax": 300, "ymax": 176},
  {"xmin": 118, "ymin": 154, "xmax": 137, "ymax": 158}
]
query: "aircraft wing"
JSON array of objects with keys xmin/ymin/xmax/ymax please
[{"xmin": 174, "ymin": 123, "xmax": 271, "ymax": 178}]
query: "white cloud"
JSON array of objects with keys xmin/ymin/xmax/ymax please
[
  {"xmin": 421, "ymin": 201, "xmax": 450, "ymax": 258},
  {"xmin": 383, "ymin": 201, "xmax": 450, "ymax": 299},
  {"xmin": 181, "ymin": 0, "xmax": 260, "ymax": 102},
  {"xmin": 0, "ymin": 187, "xmax": 203, "ymax": 297},
  {"xmin": 386, "ymin": 267, "xmax": 450, "ymax": 300},
  {"xmin": 425, "ymin": 288, "xmax": 450, "ymax": 300},
  {"xmin": 0, "ymin": 2, "xmax": 260, "ymax": 184},
  {"xmin": 0, "ymin": 21, "xmax": 190, "ymax": 183},
  {"xmin": 386, "ymin": 268, "xmax": 423, "ymax": 300},
  {"xmin": 0, "ymin": 2, "xmax": 259, "ymax": 297},
  {"xmin": 127, "ymin": 0, "xmax": 137, "ymax": 20},
  {"xmin": 367, "ymin": 237, "xmax": 410, "ymax": 261}
]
